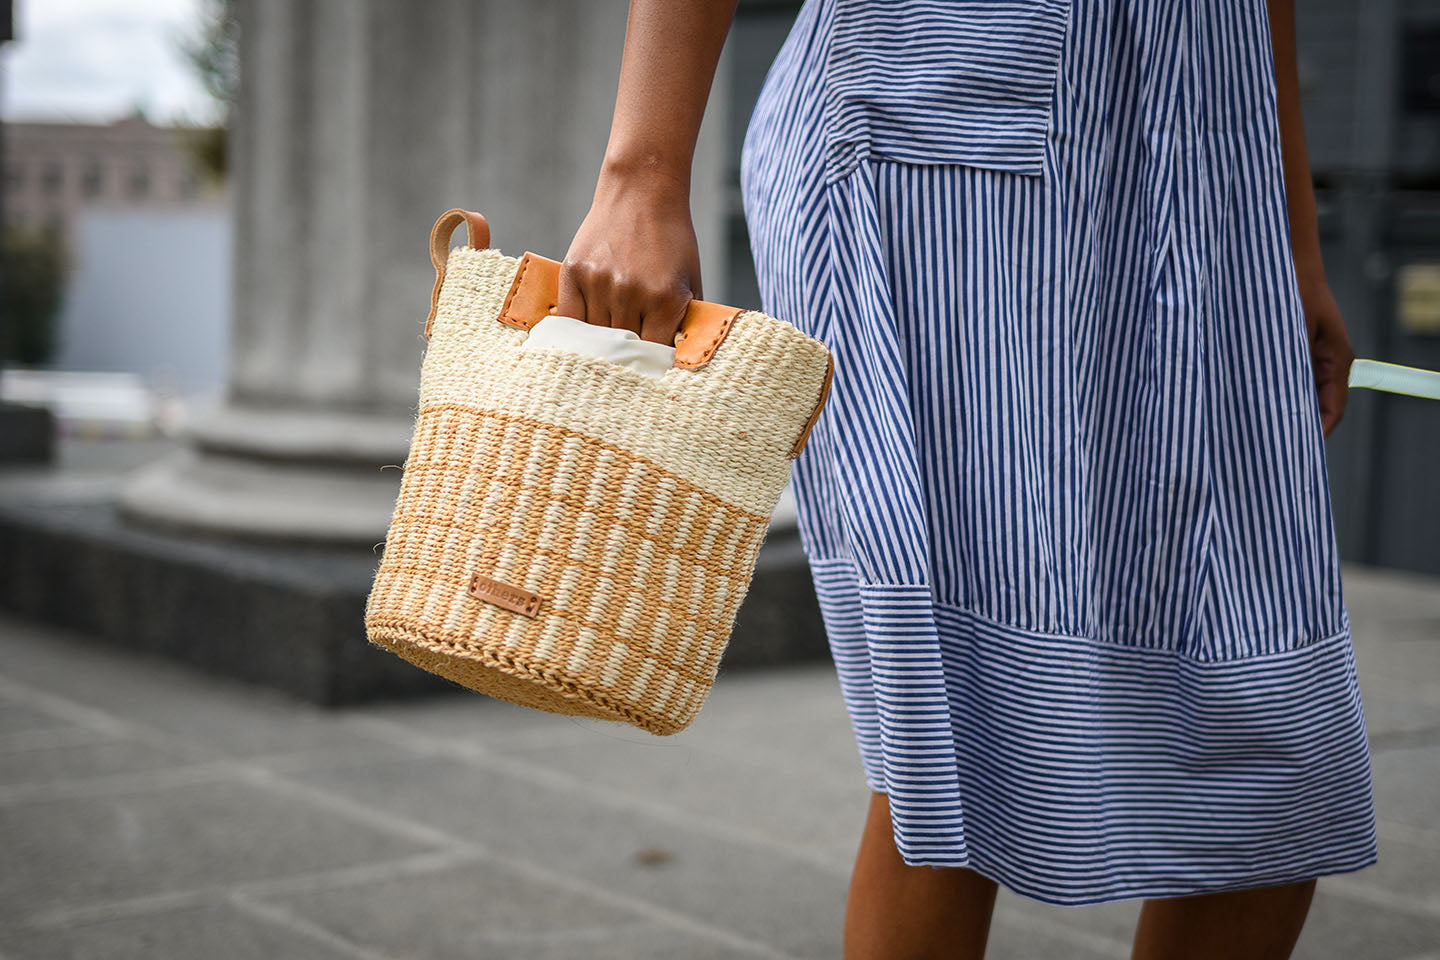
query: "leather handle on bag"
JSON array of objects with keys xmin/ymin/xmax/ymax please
[
  {"xmin": 497, "ymin": 254, "xmax": 828, "ymax": 454},
  {"xmin": 425, "ymin": 208, "xmax": 492, "ymax": 339},
  {"xmin": 422, "ymin": 207, "xmax": 830, "ymax": 457},
  {"xmin": 496, "ymin": 252, "xmax": 742, "ymax": 368},
  {"xmin": 423, "ymin": 207, "xmax": 741, "ymax": 367}
]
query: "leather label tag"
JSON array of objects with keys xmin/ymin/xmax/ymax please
[{"xmin": 469, "ymin": 574, "xmax": 542, "ymax": 618}]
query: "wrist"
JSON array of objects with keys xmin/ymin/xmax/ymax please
[
  {"xmin": 597, "ymin": 149, "xmax": 691, "ymax": 203},
  {"xmin": 1292, "ymin": 248, "xmax": 1329, "ymax": 300}
]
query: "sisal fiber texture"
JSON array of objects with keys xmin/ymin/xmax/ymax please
[{"xmin": 365, "ymin": 241, "xmax": 833, "ymax": 735}]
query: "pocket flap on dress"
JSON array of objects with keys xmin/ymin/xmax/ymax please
[{"xmin": 821, "ymin": 0, "xmax": 1071, "ymax": 180}]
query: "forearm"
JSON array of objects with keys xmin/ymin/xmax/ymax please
[
  {"xmin": 597, "ymin": 0, "xmax": 739, "ymax": 199},
  {"xmin": 1265, "ymin": 0, "xmax": 1326, "ymax": 293}
]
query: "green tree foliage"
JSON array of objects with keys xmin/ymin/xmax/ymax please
[
  {"xmin": 175, "ymin": 0, "xmax": 239, "ymax": 184},
  {"xmin": 0, "ymin": 223, "xmax": 68, "ymax": 367}
]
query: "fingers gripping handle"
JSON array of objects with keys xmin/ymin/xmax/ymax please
[
  {"xmin": 417, "ymin": 206, "xmax": 832, "ymax": 460},
  {"xmin": 425, "ymin": 208, "xmax": 492, "ymax": 339}
]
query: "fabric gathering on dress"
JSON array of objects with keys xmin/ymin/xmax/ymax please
[{"xmin": 739, "ymin": 0, "xmax": 1378, "ymax": 906}]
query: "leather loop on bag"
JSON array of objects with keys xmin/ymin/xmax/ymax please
[{"xmin": 425, "ymin": 208, "xmax": 492, "ymax": 339}]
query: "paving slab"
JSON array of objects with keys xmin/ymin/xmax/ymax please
[
  {"xmin": 0, "ymin": 697, "xmax": 75, "ymax": 736},
  {"xmin": 0, "ymin": 775, "xmax": 437, "ymax": 927},
  {"xmin": 990, "ymin": 895, "xmax": 1139, "ymax": 957},
  {"xmin": 1372, "ymin": 744, "xmax": 1440, "ymax": 831},
  {"xmin": 983, "ymin": 919, "xmax": 1130, "ymax": 960},
  {"xmin": 267, "ymin": 857, "xmax": 766, "ymax": 960},
  {"xmin": 0, "ymin": 618, "xmax": 383, "ymax": 760},
  {"xmin": 276, "ymin": 748, "xmax": 849, "ymax": 958},
  {"xmin": 1290, "ymin": 889, "xmax": 1440, "ymax": 960},
  {"xmin": 0, "ymin": 900, "xmax": 364, "ymax": 960},
  {"xmin": 474, "ymin": 732, "xmax": 868, "ymax": 853},
  {"xmin": 0, "ymin": 735, "xmax": 202, "ymax": 789},
  {"xmin": 1323, "ymin": 833, "xmax": 1440, "ymax": 922}
]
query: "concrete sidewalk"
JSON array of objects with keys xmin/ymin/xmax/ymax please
[{"xmin": 0, "ymin": 563, "xmax": 1437, "ymax": 959}]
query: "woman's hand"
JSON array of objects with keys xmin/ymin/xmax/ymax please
[
  {"xmin": 1299, "ymin": 273, "xmax": 1354, "ymax": 438},
  {"xmin": 555, "ymin": 167, "xmax": 703, "ymax": 349},
  {"xmin": 1266, "ymin": 0, "xmax": 1353, "ymax": 438},
  {"xmin": 553, "ymin": 0, "xmax": 738, "ymax": 345}
]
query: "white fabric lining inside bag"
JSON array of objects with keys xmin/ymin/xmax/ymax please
[{"xmin": 517, "ymin": 314, "xmax": 676, "ymax": 379}]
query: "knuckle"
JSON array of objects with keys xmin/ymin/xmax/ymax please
[
  {"xmin": 643, "ymin": 279, "xmax": 682, "ymax": 304},
  {"xmin": 612, "ymin": 272, "xmax": 645, "ymax": 294},
  {"xmin": 565, "ymin": 259, "xmax": 602, "ymax": 284},
  {"xmin": 591, "ymin": 266, "xmax": 618, "ymax": 291}
]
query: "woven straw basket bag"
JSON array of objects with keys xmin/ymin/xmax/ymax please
[{"xmin": 364, "ymin": 209, "xmax": 834, "ymax": 736}]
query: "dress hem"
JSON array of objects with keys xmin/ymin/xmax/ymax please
[
  {"xmin": 810, "ymin": 555, "xmax": 1379, "ymax": 908},
  {"xmin": 859, "ymin": 814, "xmax": 1379, "ymax": 907}
]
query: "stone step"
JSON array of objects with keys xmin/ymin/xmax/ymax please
[{"xmin": 0, "ymin": 497, "xmax": 829, "ymax": 707}]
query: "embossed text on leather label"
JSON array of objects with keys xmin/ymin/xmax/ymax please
[{"xmin": 469, "ymin": 574, "xmax": 542, "ymax": 617}]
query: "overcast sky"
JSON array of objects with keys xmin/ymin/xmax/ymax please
[{"xmin": 1, "ymin": 0, "xmax": 220, "ymax": 125}]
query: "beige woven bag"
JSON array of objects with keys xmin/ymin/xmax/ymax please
[{"xmin": 364, "ymin": 208, "xmax": 834, "ymax": 735}]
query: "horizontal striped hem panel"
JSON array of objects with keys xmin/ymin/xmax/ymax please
[{"xmin": 811, "ymin": 556, "xmax": 1379, "ymax": 906}]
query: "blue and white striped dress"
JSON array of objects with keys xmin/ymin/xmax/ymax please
[{"xmin": 740, "ymin": 0, "xmax": 1378, "ymax": 906}]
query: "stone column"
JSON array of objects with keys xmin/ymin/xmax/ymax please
[{"xmin": 121, "ymin": 0, "xmax": 732, "ymax": 542}]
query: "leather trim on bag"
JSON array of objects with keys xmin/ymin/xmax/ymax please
[
  {"xmin": 497, "ymin": 252, "xmax": 743, "ymax": 368},
  {"xmin": 671, "ymin": 302, "xmax": 743, "ymax": 369},
  {"xmin": 497, "ymin": 252, "xmax": 561, "ymax": 330},
  {"xmin": 788, "ymin": 349, "xmax": 834, "ymax": 458}
]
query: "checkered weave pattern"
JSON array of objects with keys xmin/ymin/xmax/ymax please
[{"xmin": 365, "ymin": 235, "xmax": 833, "ymax": 735}]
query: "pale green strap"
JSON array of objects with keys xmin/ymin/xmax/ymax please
[{"xmin": 1348, "ymin": 359, "xmax": 1440, "ymax": 400}]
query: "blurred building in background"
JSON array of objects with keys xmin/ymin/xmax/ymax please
[
  {"xmin": 1291, "ymin": 1, "xmax": 1440, "ymax": 576},
  {"xmin": 3, "ymin": 111, "xmax": 214, "ymax": 249},
  {"xmin": 54, "ymin": 205, "xmax": 230, "ymax": 401},
  {"xmin": 1, "ymin": 112, "xmax": 230, "ymax": 432}
]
